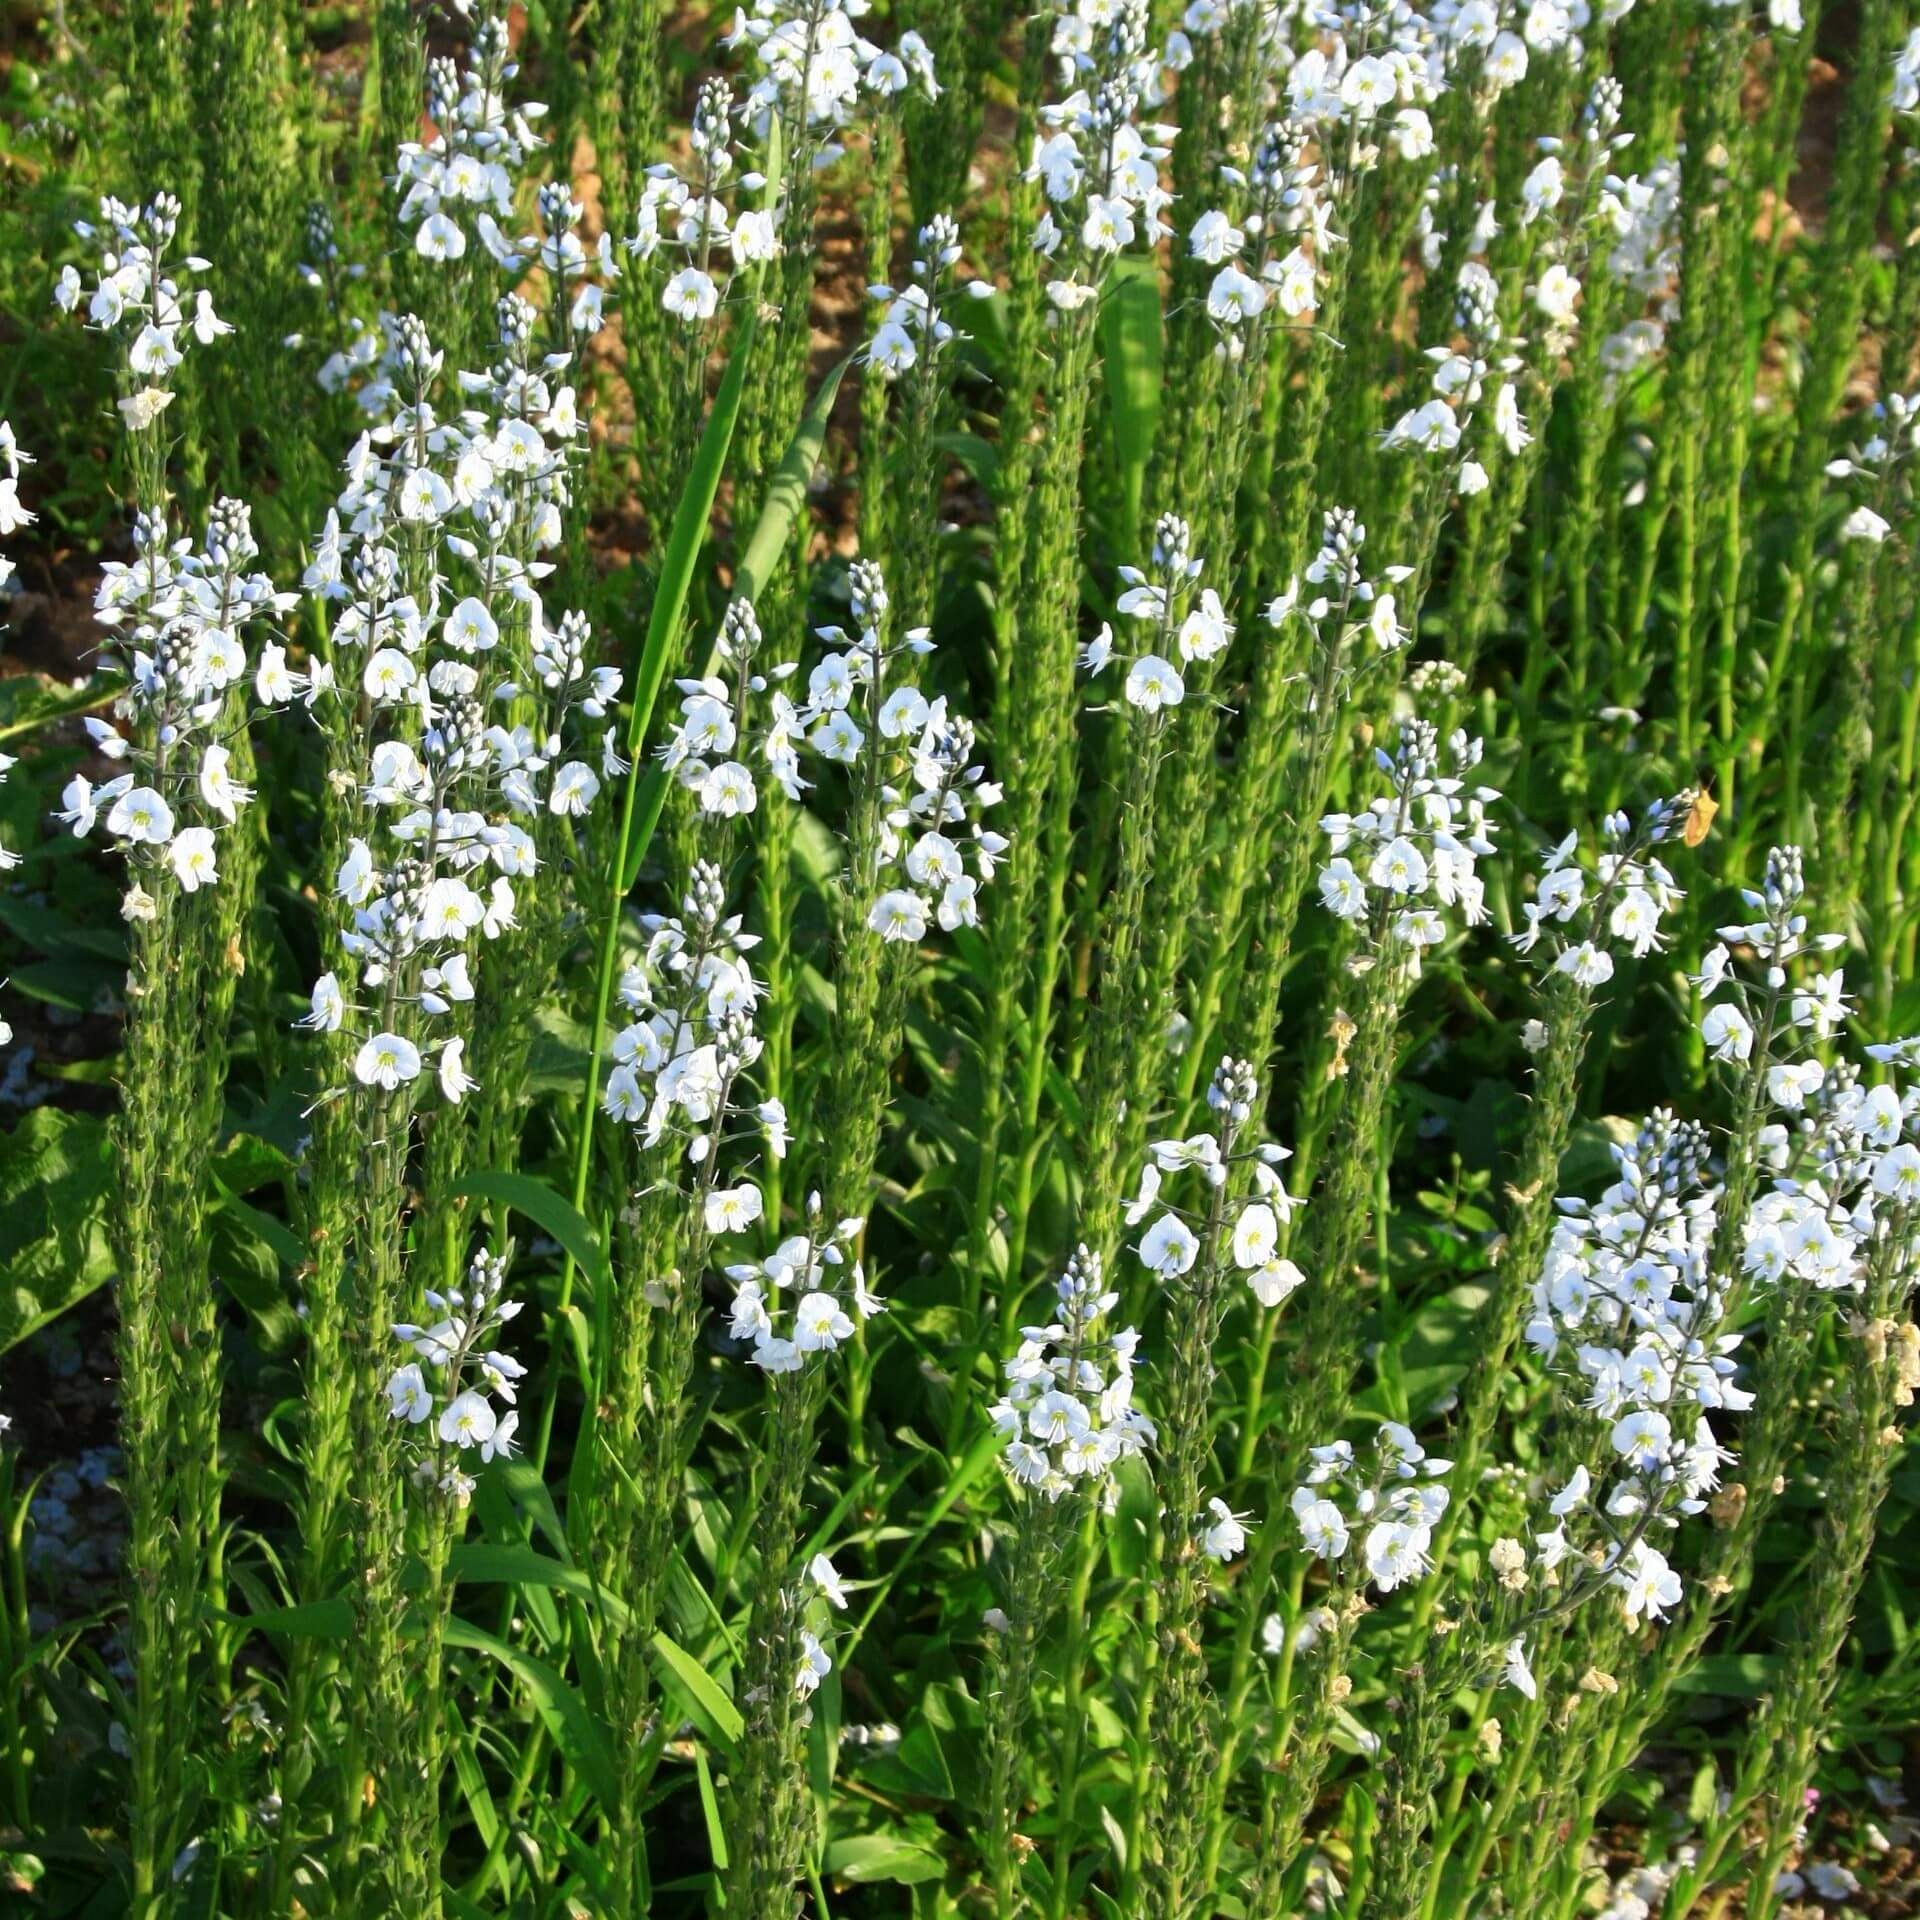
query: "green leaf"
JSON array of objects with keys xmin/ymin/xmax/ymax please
[
  {"xmin": 650, "ymin": 1630, "xmax": 744, "ymax": 1750},
  {"xmin": 445, "ymin": 1617, "xmax": 619, "ymax": 1808},
  {"xmin": 0, "ymin": 674, "xmax": 113, "ymax": 746},
  {"xmin": 617, "ymin": 303, "xmax": 763, "ymax": 894},
  {"xmin": 0, "ymin": 1109, "xmax": 115, "ymax": 1353},
  {"xmin": 821, "ymin": 1831, "xmax": 946, "ymax": 1887},
  {"xmin": 1099, "ymin": 254, "xmax": 1163, "ymax": 534},
  {"xmin": 223, "ymin": 1597, "xmax": 354, "ymax": 1639},
  {"xmin": 446, "ymin": 1544, "xmax": 628, "ymax": 1629},
  {"xmin": 733, "ymin": 351, "xmax": 854, "ymax": 605},
  {"xmin": 695, "ymin": 1746, "xmax": 729, "ymax": 1873},
  {"xmin": 449, "ymin": 1170, "xmax": 612, "ymax": 1298}
]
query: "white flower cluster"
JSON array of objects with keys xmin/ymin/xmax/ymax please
[
  {"xmin": 1694, "ymin": 846, "xmax": 1847, "ymax": 1070},
  {"xmin": 1290, "ymin": 1421, "xmax": 1453, "ymax": 1594},
  {"xmin": 55, "ymin": 501, "xmax": 294, "ymax": 906},
  {"xmin": 1080, "ymin": 512, "xmax": 1233, "ymax": 715},
  {"xmin": 0, "ymin": 423, "xmax": 27, "ymax": 876},
  {"xmin": 1380, "ymin": 262, "xmax": 1526, "ymax": 497},
  {"xmin": 990, "ymin": 1247, "xmax": 1153, "ymax": 1500},
  {"xmin": 798, "ymin": 560, "xmax": 1005, "ymax": 941},
  {"xmin": 658, "ymin": 598, "xmax": 807, "ymax": 820},
  {"xmin": 603, "ymin": 858, "xmax": 785, "ymax": 1166},
  {"xmin": 310, "ymin": 294, "xmax": 587, "ymax": 533},
  {"xmin": 386, "ymin": 1247, "xmax": 526, "ymax": 1503},
  {"xmin": 1265, "ymin": 505, "xmax": 1411, "ymax": 658},
  {"xmin": 1516, "ymin": 79, "xmax": 1633, "ymax": 355},
  {"xmin": 53, "ymin": 191, "xmax": 233, "ymax": 434},
  {"xmin": 1522, "ymin": 1110, "xmax": 1736, "ymax": 1626},
  {"xmin": 627, "ymin": 78, "xmax": 778, "ymax": 328},
  {"xmin": 791, "ymin": 1550, "xmax": 851, "ymax": 1698},
  {"xmin": 725, "ymin": 1195, "xmax": 881, "ymax": 1373},
  {"xmin": 300, "ymin": 312, "xmax": 614, "ymax": 1097},
  {"xmin": 1896, "ymin": 23, "xmax": 1920, "ymax": 113},
  {"xmin": 1316, "ymin": 719, "xmax": 1499, "ymax": 962},
  {"xmin": 1028, "ymin": 0, "xmax": 1174, "ymax": 312},
  {"xmin": 0, "ymin": 420, "xmax": 32, "ymax": 600},
  {"xmin": 1125, "ymin": 1057, "xmax": 1304, "ymax": 1308},
  {"xmin": 1511, "ymin": 789, "xmax": 1694, "ymax": 988},
  {"xmin": 867, "ymin": 212, "xmax": 983, "ymax": 381},
  {"xmin": 1825, "ymin": 387, "xmax": 1918, "ymax": 546},
  {"xmin": 396, "ymin": 3, "xmax": 550, "ymax": 269},
  {"xmin": 1184, "ymin": 117, "xmax": 1339, "ymax": 347},
  {"xmin": 724, "ymin": 0, "xmax": 937, "ymax": 139},
  {"xmin": 1278, "ymin": 17, "xmax": 1441, "ymax": 154}
]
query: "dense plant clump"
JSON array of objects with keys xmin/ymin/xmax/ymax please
[{"xmin": 5, "ymin": 0, "xmax": 1920, "ymax": 1914}]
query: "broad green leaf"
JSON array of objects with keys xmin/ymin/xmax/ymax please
[
  {"xmin": 650, "ymin": 1630, "xmax": 744, "ymax": 1749},
  {"xmin": 1099, "ymin": 254, "xmax": 1163, "ymax": 534},
  {"xmin": 445, "ymin": 1617, "xmax": 619, "ymax": 1809},
  {"xmin": 0, "ymin": 1108, "xmax": 115, "ymax": 1353},
  {"xmin": 821, "ymin": 1831, "xmax": 946, "ymax": 1887},
  {"xmin": 449, "ymin": 1170, "xmax": 612, "ymax": 1297}
]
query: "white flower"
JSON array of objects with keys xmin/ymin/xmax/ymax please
[
  {"xmin": 1247, "ymin": 1256, "xmax": 1305, "ymax": 1307},
  {"xmin": 867, "ymin": 889, "xmax": 929, "ymax": 942},
  {"xmin": 793, "ymin": 1630, "xmax": 832, "ymax": 1698},
  {"xmin": 355, "ymin": 1031, "xmax": 423, "ymax": 1090},
  {"xmin": 481, "ymin": 1410, "xmax": 519, "ymax": 1463},
  {"xmin": 299, "ymin": 972, "xmax": 345, "ymax": 1032},
  {"xmin": 1613, "ymin": 1540, "xmax": 1682, "ymax": 1623},
  {"xmin": 1139, "ymin": 1213, "xmax": 1199, "ymax": 1277},
  {"xmin": 1502, "ymin": 1636, "xmax": 1537, "ymax": 1700},
  {"xmin": 385, "ymin": 1364, "xmax": 432, "ymax": 1423},
  {"xmin": 705, "ymin": 1184, "xmax": 764, "ymax": 1235},
  {"xmin": 1231, "ymin": 1203, "xmax": 1278, "ymax": 1270},
  {"xmin": 1872, "ymin": 1142, "xmax": 1920, "ymax": 1201},
  {"xmin": 664, "ymin": 267, "xmax": 720, "ymax": 322},
  {"xmin": 445, "ymin": 597, "xmax": 500, "ymax": 653},
  {"xmin": 549, "ymin": 761, "xmax": 602, "ymax": 816},
  {"xmin": 1201, "ymin": 1498, "xmax": 1250, "ymax": 1563},
  {"xmin": 794, "ymin": 1289, "xmax": 854, "ymax": 1353},
  {"xmin": 1292, "ymin": 1491, "xmax": 1349, "ymax": 1559},
  {"xmin": 439, "ymin": 1038, "xmax": 477, "ymax": 1104},
  {"xmin": 1370, "ymin": 836, "xmax": 1428, "ymax": 895},
  {"xmin": 1318, "ymin": 858, "xmax": 1367, "ymax": 920},
  {"xmin": 1701, "ymin": 1002, "xmax": 1754, "ymax": 1063},
  {"xmin": 1124, "ymin": 654, "xmax": 1185, "ymax": 712},
  {"xmin": 167, "ymin": 826, "xmax": 219, "ymax": 892},
  {"xmin": 106, "ymin": 786, "xmax": 175, "ymax": 844},
  {"xmin": 416, "ymin": 212, "xmax": 468, "ymax": 261},
  {"xmin": 1363, "ymin": 1520, "xmax": 1433, "ymax": 1591},
  {"xmin": 809, "ymin": 1552, "xmax": 850, "ymax": 1609},
  {"xmin": 439, "ymin": 1389, "xmax": 497, "ymax": 1448}
]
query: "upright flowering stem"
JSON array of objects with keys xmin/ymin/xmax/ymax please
[
  {"xmin": 1279, "ymin": 723, "xmax": 1500, "ymax": 1472},
  {"xmin": 1207, "ymin": 507, "xmax": 1409, "ymax": 1092},
  {"xmin": 52, "ymin": 199, "xmax": 276, "ymax": 1902},
  {"xmin": 975, "ymin": 0, "xmax": 1172, "ymax": 1302},
  {"xmin": 1072, "ymin": 516, "xmax": 1209, "ymax": 1276},
  {"xmin": 980, "ymin": 1250, "xmax": 1148, "ymax": 1913},
  {"xmin": 1418, "ymin": 793, "xmax": 1695, "ymax": 1609},
  {"xmin": 1130, "ymin": 1058, "xmax": 1287, "ymax": 1918},
  {"xmin": 1738, "ymin": 1210, "xmax": 1920, "ymax": 1916},
  {"xmin": 593, "ymin": 834, "xmax": 781, "ymax": 1904},
  {"xmin": 717, "ymin": 558, "xmax": 997, "ymax": 1913}
]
